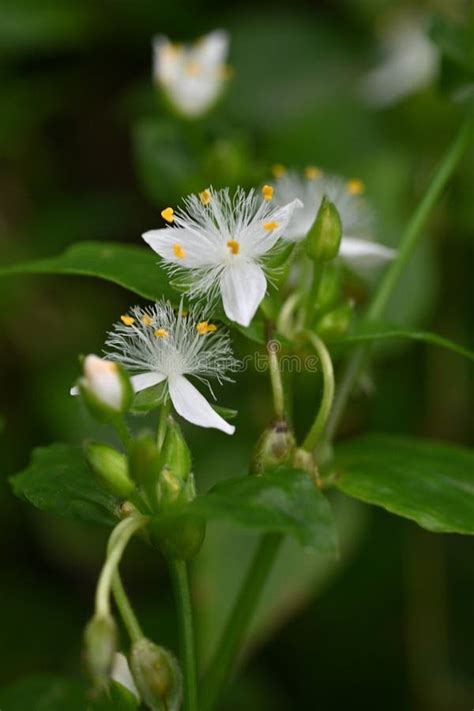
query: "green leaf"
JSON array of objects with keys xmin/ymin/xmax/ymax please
[
  {"xmin": 333, "ymin": 321, "xmax": 474, "ymax": 363},
  {"xmin": 89, "ymin": 681, "xmax": 139, "ymax": 711},
  {"xmin": 332, "ymin": 434, "xmax": 474, "ymax": 534},
  {"xmin": 0, "ymin": 674, "xmax": 87, "ymax": 711},
  {"xmin": 0, "ymin": 241, "xmax": 175, "ymax": 302},
  {"xmin": 11, "ymin": 444, "xmax": 120, "ymax": 527},
  {"xmin": 160, "ymin": 468, "xmax": 337, "ymax": 553},
  {"xmin": 131, "ymin": 382, "xmax": 167, "ymax": 413}
]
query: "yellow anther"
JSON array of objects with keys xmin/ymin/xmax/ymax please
[
  {"xmin": 161, "ymin": 207, "xmax": 174, "ymax": 223},
  {"xmin": 226, "ymin": 239, "xmax": 240, "ymax": 255},
  {"xmin": 272, "ymin": 164, "xmax": 286, "ymax": 179},
  {"xmin": 347, "ymin": 179, "xmax": 365, "ymax": 196},
  {"xmin": 264, "ymin": 221, "xmax": 279, "ymax": 232},
  {"xmin": 173, "ymin": 243, "xmax": 186, "ymax": 259},
  {"xmin": 154, "ymin": 328, "xmax": 169, "ymax": 338},
  {"xmin": 221, "ymin": 64, "xmax": 234, "ymax": 80},
  {"xmin": 199, "ymin": 189, "xmax": 211, "ymax": 205},
  {"xmin": 262, "ymin": 185, "xmax": 274, "ymax": 201},
  {"xmin": 120, "ymin": 315, "xmax": 135, "ymax": 326},
  {"xmin": 305, "ymin": 166, "xmax": 322, "ymax": 180},
  {"xmin": 196, "ymin": 321, "xmax": 218, "ymax": 335},
  {"xmin": 141, "ymin": 314, "xmax": 153, "ymax": 326},
  {"xmin": 185, "ymin": 60, "xmax": 201, "ymax": 76},
  {"xmin": 162, "ymin": 43, "xmax": 181, "ymax": 60}
]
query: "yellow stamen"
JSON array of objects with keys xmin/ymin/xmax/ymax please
[
  {"xmin": 305, "ymin": 166, "xmax": 322, "ymax": 180},
  {"xmin": 141, "ymin": 314, "xmax": 153, "ymax": 326},
  {"xmin": 264, "ymin": 221, "xmax": 279, "ymax": 232},
  {"xmin": 262, "ymin": 184, "xmax": 274, "ymax": 201},
  {"xmin": 199, "ymin": 189, "xmax": 211, "ymax": 205},
  {"xmin": 161, "ymin": 207, "xmax": 174, "ymax": 223},
  {"xmin": 120, "ymin": 315, "xmax": 135, "ymax": 326},
  {"xmin": 272, "ymin": 164, "xmax": 286, "ymax": 179},
  {"xmin": 227, "ymin": 239, "xmax": 240, "ymax": 255},
  {"xmin": 347, "ymin": 179, "xmax": 365, "ymax": 196},
  {"xmin": 196, "ymin": 321, "xmax": 218, "ymax": 335},
  {"xmin": 173, "ymin": 243, "xmax": 186, "ymax": 259},
  {"xmin": 154, "ymin": 328, "xmax": 169, "ymax": 338}
]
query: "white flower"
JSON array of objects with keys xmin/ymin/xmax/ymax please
[
  {"xmin": 272, "ymin": 169, "xmax": 395, "ymax": 271},
  {"xmin": 360, "ymin": 13, "xmax": 439, "ymax": 108},
  {"xmin": 71, "ymin": 355, "xmax": 132, "ymax": 415},
  {"xmin": 104, "ymin": 300, "xmax": 238, "ymax": 435},
  {"xmin": 142, "ymin": 186, "xmax": 302, "ymax": 327},
  {"xmin": 111, "ymin": 653, "xmax": 140, "ymax": 700},
  {"xmin": 153, "ymin": 29, "xmax": 230, "ymax": 117}
]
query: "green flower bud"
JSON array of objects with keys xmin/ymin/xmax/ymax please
[
  {"xmin": 159, "ymin": 418, "xmax": 192, "ymax": 483},
  {"xmin": 83, "ymin": 614, "xmax": 117, "ymax": 691},
  {"xmin": 251, "ymin": 420, "xmax": 296, "ymax": 476},
  {"xmin": 129, "ymin": 434, "xmax": 162, "ymax": 509},
  {"xmin": 150, "ymin": 510, "xmax": 206, "ymax": 561},
  {"xmin": 77, "ymin": 355, "xmax": 133, "ymax": 422},
  {"xmin": 85, "ymin": 442, "xmax": 134, "ymax": 499},
  {"xmin": 315, "ymin": 301, "xmax": 354, "ymax": 339},
  {"xmin": 305, "ymin": 196, "xmax": 342, "ymax": 262},
  {"xmin": 129, "ymin": 638, "xmax": 182, "ymax": 711},
  {"xmin": 316, "ymin": 264, "xmax": 343, "ymax": 311}
]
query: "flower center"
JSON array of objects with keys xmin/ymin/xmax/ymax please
[{"xmin": 227, "ymin": 239, "xmax": 240, "ymax": 255}]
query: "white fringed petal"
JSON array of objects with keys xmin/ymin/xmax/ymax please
[
  {"xmin": 111, "ymin": 653, "xmax": 140, "ymax": 700},
  {"xmin": 130, "ymin": 372, "xmax": 166, "ymax": 393},
  {"xmin": 168, "ymin": 374, "xmax": 234, "ymax": 435},
  {"xmin": 142, "ymin": 227, "xmax": 221, "ymax": 267},
  {"xmin": 339, "ymin": 237, "xmax": 396, "ymax": 269},
  {"xmin": 220, "ymin": 262, "xmax": 267, "ymax": 327}
]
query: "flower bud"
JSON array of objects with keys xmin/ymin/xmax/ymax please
[
  {"xmin": 305, "ymin": 196, "xmax": 342, "ymax": 262},
  {"xmin": 78, "ymin": 355, "xmax": 133, "ymax": 421},
  {"xmin": 129, "ymin": 638, "xmax": 182, "ymax": 711},
  {"xmin": 316, "ymin": 264, "xmax": 343, "ymax": 311},
  {"xmin": 150, "ymin": 510, "xmax": 206, "ymax": 561},
  {"xmin": 129, "ymin": 434, "xmax": 162, "ymax": 509},
  {"xmin": 83, "ymin": 614, "xmax": 117, "ymax": 691},
  {"xmin": 292, "ymin": 447, "xmax": 321, "ymax": 487},
  {"xmin": 85, "ymin": 442, "xmax": 134, "ymax": 499},
  {"xmin": 159, "ymin": 418, "xmax": 192, "ymax": 484},
  {"xmin": 315, "ymin": 301, "xmax": 354, "ymax": 339},
  {"xmin": 251, "ymin": 420, "xmax": 296, "ymax": 476}
]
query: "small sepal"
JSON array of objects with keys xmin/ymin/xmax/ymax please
[
  {"xmin": 78, "ymin": 355, "xmax": 133, "ymax": 422},
  {"xmin": 129, "ymin": 638, "xmax": 182, "ymax": 711},
  {"xmin": 83, "ymin": 614, "xmax": 117, "ymax": 692},
  {"xmin": 305, "ymin": 196, "xmax": 342, "ymax": 262},
  {"xmin": 84, "ymin": 442, "xmax": 135, "ymax": 499}
]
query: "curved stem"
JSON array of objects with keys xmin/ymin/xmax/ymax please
[
  {"xmin": 200, "ymin": 533, "xmax": 283, "ymax": 711},
  {"xmin": 112, "ymin": 572, "xmax": 144, "ymax": 644},
  {"xmin": 169, "ymin": 560, "xmax": 198, "ymax": 711},
  {"xmin": 326, "ymin": 110, "xmax": 474, "ymax": 440},
  {"xmin": 95, "ymin": 515, "xmax": 147, "ymax": 619},
  {"xmin": 302, "ymin": 332, "xmax": 335, "ymax": 452}
]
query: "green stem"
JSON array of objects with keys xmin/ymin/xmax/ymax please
[
  {"xmin": 305, "ymin": 260, "xmax": 325, "ymax": 327},
  {"xmin": 267, "ymin": 338, "xmax": 285, "ymax": 419},
  {"xmin": 112, "ymin": 572, "xmax": 144, "ymax": 644},
  {"xmin": 170, "ymin": 560, "xmax": 198, "ymax": 711},
  {"xmin": 200, "ymin": 533, "xmax": 283, "ymax": 711},
  {"xmin": 302, "ymin": 332, "xmax": 335, "ymax": 451},
  {"xmin": 113, "ymin": 417, "xmax": 132, "ymax": 451},
  {"xmin": 95, "ymin": 515, "xmax": 147, "ymax": 619},
  {"xmin": 326, "ymin": 111, "xmax": 474, "ymax": 440}
]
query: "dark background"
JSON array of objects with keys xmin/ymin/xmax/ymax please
[{"xmin": 1, "ymin": 0, "xmax": 473, "ymax": 709}]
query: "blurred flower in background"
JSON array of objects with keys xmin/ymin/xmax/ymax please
[
  {"xmin": 360, "ymin": 11, "xmax": 439, "ymax": 108},
  {"xmin": 153, "ymin": 29, "xmax": 230, "ymax": 117}
]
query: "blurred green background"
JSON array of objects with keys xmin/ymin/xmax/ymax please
[{"xmin": 1, "ymin": 0, "xmax": 473, "ymax": 709}]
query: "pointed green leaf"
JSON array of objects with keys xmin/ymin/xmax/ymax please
[
  {"xmin": 332, "ymin": 434, "xmax": 474, "ymax": 534},
  {"xmin": 0, "ymin": 241, "xmax": 175, "ymax": 302},
  {"xmin": 11, "ymin": 444, "xmax": 120, "ymax": 526}
]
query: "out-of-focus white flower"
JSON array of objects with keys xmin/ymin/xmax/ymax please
[
  {"xmin": 153, "ymin": 29, "xmax": 230, "ymax": 117},
  {"xmin": 111, "ymin": 653, "xmax": 140, "ymax": 700},
  {"xmin": 105, "ymin": 300, "xmax": 237, "ymax": 435},
  {"xmin": 71, "ymin": 355, "xmax": 133, "ymax": 417},
  {"xmin": 360, "ymin": 13, "xmax": 439, "ymax": 108},
  {"xmin": 272, "ymin": 168, "xmax": 395, "ymax": 271},
  {"xmin": 142, "ymin": 186, "xmax": 302, "ymax": 327}
]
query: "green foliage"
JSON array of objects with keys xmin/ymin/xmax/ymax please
[
  {"xmin": 0, "ymin": 241, "xmax": 175, "ymax": 302},
  {"xmin": 430, "ymin": 12, "xmax": 474, "ymax": 101},
  {"xmin": 333, "ymin": 434, "xmax": 474, "ymax": 534},
  {"xmin": 333, "ymin": 321, "xmax": 474, "ymax": 361},
  {"xmin": 11, "ymin": 444, "xmax": 120, "ymax": 527},
  {"xmin": 0, "ymin": 674, "xmax": 87, "ymax": 711},
  {"xmin": 90, "ymin": 681, "xmax": 140, "ymax": 711},
  {"xmin": 159, "ymin": 468, "xmax": 337, "ymax": 553}
]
